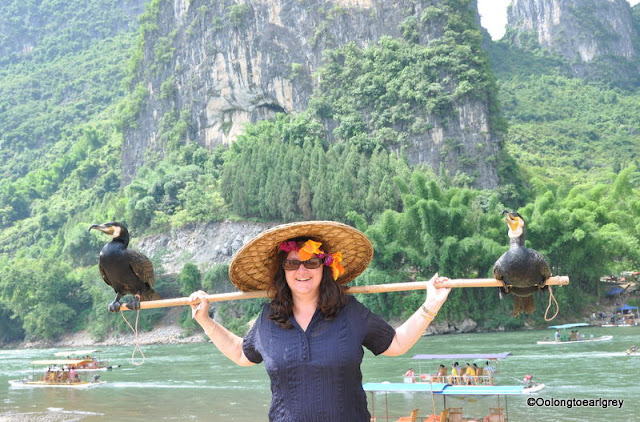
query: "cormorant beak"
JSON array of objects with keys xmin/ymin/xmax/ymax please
[
  {"xmin": 505, "ymin": 213, "xmax": 520, "ymax": 232},
  {"xmin": 88, "ymin": 224, "xmax": 114, "ymax": 236}
]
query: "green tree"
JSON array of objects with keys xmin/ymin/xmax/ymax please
[{"xmin": 179, "ymin": 263, "xmax": 201, "ymax": 296}]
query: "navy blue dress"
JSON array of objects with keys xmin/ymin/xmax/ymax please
[{"xmin": 243, "ymin": 296, "xmax": 396, "ymax": 422}]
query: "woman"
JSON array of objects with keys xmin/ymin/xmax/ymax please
[{"xmin": 189, "ymin": 221, "xmax": 450, "ymax": 421}]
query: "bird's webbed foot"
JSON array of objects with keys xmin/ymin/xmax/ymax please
[
  {"xmin": 108, "ymin": 293, "xmax": 123, "ymax": 313},
  {"xmin": 107, "ymin": 301, "xmax": 122, "ymax": 313},
  {"xmin": 126, "ymin": 294, "xmax": 141, "ymax": 311}
]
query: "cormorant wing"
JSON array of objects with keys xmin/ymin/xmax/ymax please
[
  {"xmin": 126, "ymin": 249, "xmax": 155, "ymax": 288},
  {"xmin": 99, "ymin": 265, "xmax": 115, "ymax": 288},
  {"xmin": 530, "ymin": 248, "xmax": 552, "ymax": 281},
  {"xmin": 492, "ymin": 254, "xmax": 505, "ymax": 280}
]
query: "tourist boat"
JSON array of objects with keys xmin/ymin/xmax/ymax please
[
  {"xmin": 401, "ymin": 352, "xmax": 546, "ymax": 395},
  {"xmin": 404, "ymin": 353, "xmax": 507, "ymax": 386},
  {"xmin": 602, "ymin": 304, "xmax": 639, "ymax": 327},
  {"xmin": 8, "ymin": 359, "xmax": 106, "ymax": 389},
  {"xmin": 364, "ymin": 381, "xmax": 543, "ymax": 422},
  {"xmin": 536, "ymin": 323, "xmax": 613, "ymax": 344},
  {"xmin": 53, "ymin": 349, "xmax": 120, "ymax": 371}
]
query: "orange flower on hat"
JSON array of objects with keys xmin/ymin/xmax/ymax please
[
  {"xmin": 279, "ymin": 239, "xmax": 344, "ymax": 280},
  {"xmin": 299, "ymin": 240, "xmax": 323, "ymax": 260},
  {"xmin": 328, "ymin": 251, "xmax": 344, "ymax": 280}
]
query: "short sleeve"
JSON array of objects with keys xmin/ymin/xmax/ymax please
[
  {"xmin": 242, "ymin": 308, "xmax": 264, "ymax": 364},
  {"xmin": 352, "ymin": 298, "xmax": 395, "ymax": 355}
]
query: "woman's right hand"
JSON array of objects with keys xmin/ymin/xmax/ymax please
[
  {"xmin": 187, "ymin": 290, "xmax": 254, "ymax": 367},
  {"xmin": 188, "ymin": 290, "xmax": 210, "ymax": 323}
]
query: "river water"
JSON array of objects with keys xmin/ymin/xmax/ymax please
[{"xmin": 1, "ymin": 326, "xmax": 638, "ymax": 421}]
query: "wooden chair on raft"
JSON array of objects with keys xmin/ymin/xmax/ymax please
[
  {"xmin": 447, "ymin": 407, "xmax": 463, "ymax": 422},
  {"xmin": 423, "ymin": 407, "xmax": 447, "ymax": 422},
  {"xmin": 394, "ymin": 408, "xmax": 419, "ymax": 422}
]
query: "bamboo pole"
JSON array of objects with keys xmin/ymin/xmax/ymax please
[{"xmin": 120, "ymin": 276, "xmax": 569, "ymax": 311}]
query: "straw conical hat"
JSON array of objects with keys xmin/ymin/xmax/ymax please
[{"xmin": 228, "ymin": 221, "xmax": 373, "ymax": 291}]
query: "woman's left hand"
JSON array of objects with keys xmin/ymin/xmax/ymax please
[
  {"xmin": 382, "ymin": 273, "xmax": 453, "ymax": 356},
  {"xmin": 425, "ymin": 273, "xmax": 451, "ymax": 312}
]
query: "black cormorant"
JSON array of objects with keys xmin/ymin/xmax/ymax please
[
  {"xmin": 493, "ymin": 210, "xmax": 551, "ymax": 316},
  {"xmin": 89, "ymin": 221, "xmax": 160, "ymax": 312}
]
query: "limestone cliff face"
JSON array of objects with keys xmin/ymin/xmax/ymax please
[
  {"xmin": 136, "ymin": 220, "xmax": 274, "ymax": 276},
  {"xmin": 123, "ymin": 0, "xmax": 501, "ymax": 189},
  {"xmin": 507, "ymin": 0, "xmax": 636, "ymax": 63}
]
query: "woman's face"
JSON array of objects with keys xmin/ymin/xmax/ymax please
[{"xmin": 283, "ymin": 250, "xmax": 324, "ymax": 298}]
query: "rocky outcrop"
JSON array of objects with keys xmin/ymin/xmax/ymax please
[
  {"xmin": 426, "ymin": 317, "xmax": 478, "ymax": 335},
  {"xmin": 135, "ymin": 220, "xmax": 276, "ymax": 275},
  {"xmin": 122, "ymin": 0, "xmax": 501, "ymax": 189},
  {"xmin": 507, "ymin": 0, "xmax": 637, "ymax": 63}
]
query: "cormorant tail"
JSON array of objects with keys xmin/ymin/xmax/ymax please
[{"xmin": 512, "ymin": 295, "xmax": 535, "ymax": 316}]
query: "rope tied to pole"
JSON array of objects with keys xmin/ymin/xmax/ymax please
[
  {"xmin": 544, "ymin": 286, "xmax": 559, "ymax": 321},
  {"xmin": 120, "ymin": 294, "xmax": 147, "ymax": 366}
]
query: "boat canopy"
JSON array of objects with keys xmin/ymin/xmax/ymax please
[
  {"xmin": 606, "ymin": 287, "xmax": 626, "ymax": 296},
  {"xmin": 615, "ymin": 304, "xmax": 638, "ymax": 312},
  {"xmin": 362, "ymin": 382, "xmax": 532, "ymax": 396},
  {"xmin": 547, "ymin": 323, "xmax": 589, "ymax": 329},
  {"xmin": 30, "ymin": 359, "xmax": 92, "ymax": 366},
  {"xmin": 411, "ymin": 353, "xmax": 511, "ymax": 360},
  {"xmin": 54, "ymin": 349, "xmax": 100, "ymax": 357}
]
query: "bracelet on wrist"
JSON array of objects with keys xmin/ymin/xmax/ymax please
[{"xmin": 420, "ymin": 304, "xmax": 438, "ymax": 321}]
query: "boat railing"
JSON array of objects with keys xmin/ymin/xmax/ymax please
[{"xmin": 406, "ymin": 374, "xmax": 495, "ymax": 385}]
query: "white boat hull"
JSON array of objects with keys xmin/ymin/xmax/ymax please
[
  {"xmin": 9, "ymin": 379, "xmax": 105, "ymax": 389},
  {"xmin": 75, "ymin": 364, "xmax": 121, "ymax": 372},
  {"xmin": 523, "ymin": 383, "xmax": 546, "ymax": 393},
  {"xmin": 537, "ymin": 335, "xmax": 613, "ymax": 344},
  {"xmin": 433, "ymin": 382, "xmax": 546, "ymax": 393}
]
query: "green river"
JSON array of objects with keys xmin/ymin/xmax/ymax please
[{"xmin": 1, "ymin": 326, "xmax": 638, "ymax": 421}]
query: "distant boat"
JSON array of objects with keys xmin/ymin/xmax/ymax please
[
  {"xmin": 8, "ymin": 359, "xmax": 105, "ymax": 389},
  {"xmin": 406, "ymin": 353, "xmax": 510, "ymax": 386},
  {"xmin": 602, "ymin": 304, "xmax": 639, "ymax": 327},
  {"xmin": 53, "ymin": 349, "xmax": 120, "ymax": 371},
  {"xmin": 403, "ymin": 352, "xmax": 546, "ymax": 394},
  {"xmin": 537, "ymin": 323, "xmax": 613, "ymax": 344}
]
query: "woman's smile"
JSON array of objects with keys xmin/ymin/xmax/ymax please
[{"xmin": 285, "ymin": 251, "xmax": 323, "ymax": 295}]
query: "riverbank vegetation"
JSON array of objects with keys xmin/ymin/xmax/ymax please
[{"xmin": 0, "ymin": 0, "xmax": 639, "ymax": 345}]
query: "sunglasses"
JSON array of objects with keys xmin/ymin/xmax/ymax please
[{"xmin": 282, "ymin": 257, "xmax": 324, "ymax": 271}]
